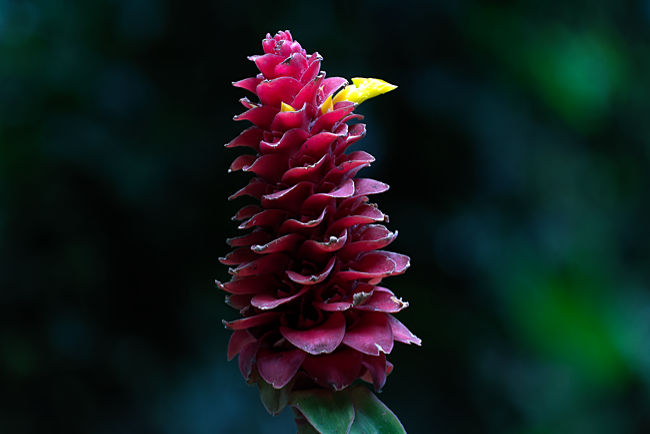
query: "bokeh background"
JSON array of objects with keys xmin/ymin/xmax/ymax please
[{"xmin": 2, "ymin": 0, "xmax": 650, "ymax": 433}]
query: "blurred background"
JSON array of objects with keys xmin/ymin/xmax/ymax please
[{"xmin": 1, "ymin": 0, "xmax": 649, "ymax": 433}]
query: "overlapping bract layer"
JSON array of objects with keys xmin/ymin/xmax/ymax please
[{"xmin": 221, "ymin": 30, "xmax": 420, "ymax": 393}]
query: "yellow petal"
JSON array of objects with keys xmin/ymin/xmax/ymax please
[
  {"xmin": 332, "ymin": 77, "xmax": 397, "ymax": 105},
  {"xmin": 280, "ymin": 102, "xmax": 296, "ymax": 112},
  {"xmin": 320, "ymin": 94, "xmax": 333, "ymax": 114}
]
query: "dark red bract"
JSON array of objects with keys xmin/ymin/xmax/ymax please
[{"xmin": 221, "ymin": 30, "xmax": 420, "ymax": 393}]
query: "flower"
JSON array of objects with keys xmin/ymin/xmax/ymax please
[{"xmin": 220, "ymin": 30, "xmax": 420, "ymax": 394}]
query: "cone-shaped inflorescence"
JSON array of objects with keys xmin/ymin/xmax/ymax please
[{"xmin": 221, "ymin": 30, "xmax": 420, "ymax": 396}]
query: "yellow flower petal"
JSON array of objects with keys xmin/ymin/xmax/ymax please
[
  {"xmin": 320, "ymin": 94, "xmax": 333, "ymax": 114},
  {"xmin": 332, "ymin": 77, "xmax": 397, "ymax": 105},
  {"xmin": 280, "ymin": 102, "xmax": 296, "ymax": 112}
]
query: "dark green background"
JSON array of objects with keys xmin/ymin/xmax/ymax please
[{"xmin": 2, "ymin": 0, "xmax": 649, "ymax": 433}]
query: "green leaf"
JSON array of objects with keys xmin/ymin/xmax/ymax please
[
  {"xmin": 257, "ymin": 379, "xmax": 289, "ymax": 415},
  {"xmin": 349, "ymin": 386, "xmax": 406, "ymax": 434},
  {"xmin": 290, "ymin": 389, "xmax": 355, "ymax": 433},
  {"xmin": 297, "ymin": 423, "xmax": 321, "ymax": 434},
  {"xmin": 293, "ymin": 407, "xmax": 320, "ymax": 433}
]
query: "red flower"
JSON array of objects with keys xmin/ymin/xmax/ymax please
[{"xmin": 220, "ymin": 30, "xmax": 420, "ymax": 394}]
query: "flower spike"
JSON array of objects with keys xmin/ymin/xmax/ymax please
[{"xmin": 221, "ymin": 30, "xmax": 418, "ymax": 432}]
